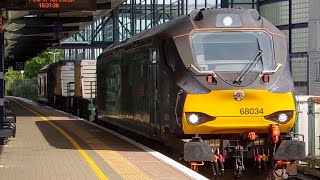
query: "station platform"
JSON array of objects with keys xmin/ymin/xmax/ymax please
[{"xmin": 0, "ymin": 97, "xmax": 207, "ymax": 180}]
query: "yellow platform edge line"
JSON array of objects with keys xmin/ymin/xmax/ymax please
[
  {"xmin": 49, "ymin": 116, "xmax": 152, "ymax": 180},
  {"xmin": 13, "ymin": 100, "xmax": 109, "ymax": 180}
]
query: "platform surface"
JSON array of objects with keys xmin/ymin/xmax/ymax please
[{"xmin": 0, "ymin": 97, "xmax": 206, "ymax": 180}]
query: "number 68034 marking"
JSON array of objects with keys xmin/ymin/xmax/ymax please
[{"xmin": 240, "ymin": 108, "xmax": 264, "ymax": 115}]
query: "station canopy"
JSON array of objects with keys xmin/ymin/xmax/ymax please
[{"xmin": 0, "ymin": 0, "xmax": 125, "ymax": 69}]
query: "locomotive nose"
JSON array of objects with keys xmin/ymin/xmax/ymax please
[{"xmin": 182, "ymin": 90, "xmax": 296, "ymax": 135}]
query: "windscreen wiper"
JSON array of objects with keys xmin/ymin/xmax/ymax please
[
  {"xmin": 233, "ymin": 50, "xmax": 263, "ymax": 84},
  {"xmin": 239, "ymin": 50, "xmax": 263, "ymax": 83}
]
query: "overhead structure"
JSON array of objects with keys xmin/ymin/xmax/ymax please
[
  {"xmin": 1, "ymin": 0, "xmax": 126, "ymax": 69},
  {"xmin": 63, "ymin": 0, "xmax": 224, "ymax": 60}
]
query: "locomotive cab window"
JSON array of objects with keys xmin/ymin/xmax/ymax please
[
  {"xmin": 190, "ymin": 31, "xmax": 275, "ymax": 72},
  {"xmin": 150, "ymin": 49, "xmax": 158, "ymax": 64}
]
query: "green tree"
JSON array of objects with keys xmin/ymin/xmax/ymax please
[
  {"xmin": 4, "ymin": 67, "xmax": 22, "ymax": 83},
  {"xmin": 4, "ymin": 67, "xmax": 23, "ymax": 95},
  {"xmin": 24, "ymin": 49, "xmax": 64, "ymax": 78},
  {"xmin": 5, "ymin": 49, "xmax": 63, "ymax": 97}
]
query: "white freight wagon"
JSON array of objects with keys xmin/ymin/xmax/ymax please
[{"xmin": 72, "ymin": 60, "xmax": 97, "ymax": 121}]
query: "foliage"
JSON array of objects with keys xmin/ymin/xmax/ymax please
[
  {"xmin": 4, "ymin": 67, "xmax": 22, "ymax": 83},
  {"xmin": 24, "ymin": 49, "xmax": 64, "ymax": 79},
  {"xmin": 9, "ymin": 78, "xmax": 38, "ymax": 101},
  {"xmin": 5, "ymin": 49, "xmax": 64, "ymax": 81},
  {"xmin": 4, "ymin": 49, "xmax": 63, "ymax": 100}
]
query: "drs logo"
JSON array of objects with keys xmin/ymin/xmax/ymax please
[{"xmin": 240, "ymin": 108, "xmax": 264, "ymax": 115}]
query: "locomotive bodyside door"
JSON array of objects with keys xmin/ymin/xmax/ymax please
[{"xmin": 149, "ymin": 48, "xmax": 160, "ymax": 138}]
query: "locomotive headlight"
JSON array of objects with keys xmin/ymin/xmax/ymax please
[
  {"xmin": 223, "ymin": 16, "xmax": 233, "ymax": 26},
  {"xmin": 185, "ymin": 112, "xmax": 216, "ymax": 125},
  {"xmin": 264, "ymin": 111, "xmax": 293, "ymax": 124},
  {"xmin": 278, "ymin": 113, "xmax": 288, "ymax": 123},
  {"xmin": 216, "ymin": 14, "xmax": 243, "ymax": 27},
  {"xmin": 188, "ymin": 114, "xmax": 199, "ymax": 124}
]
